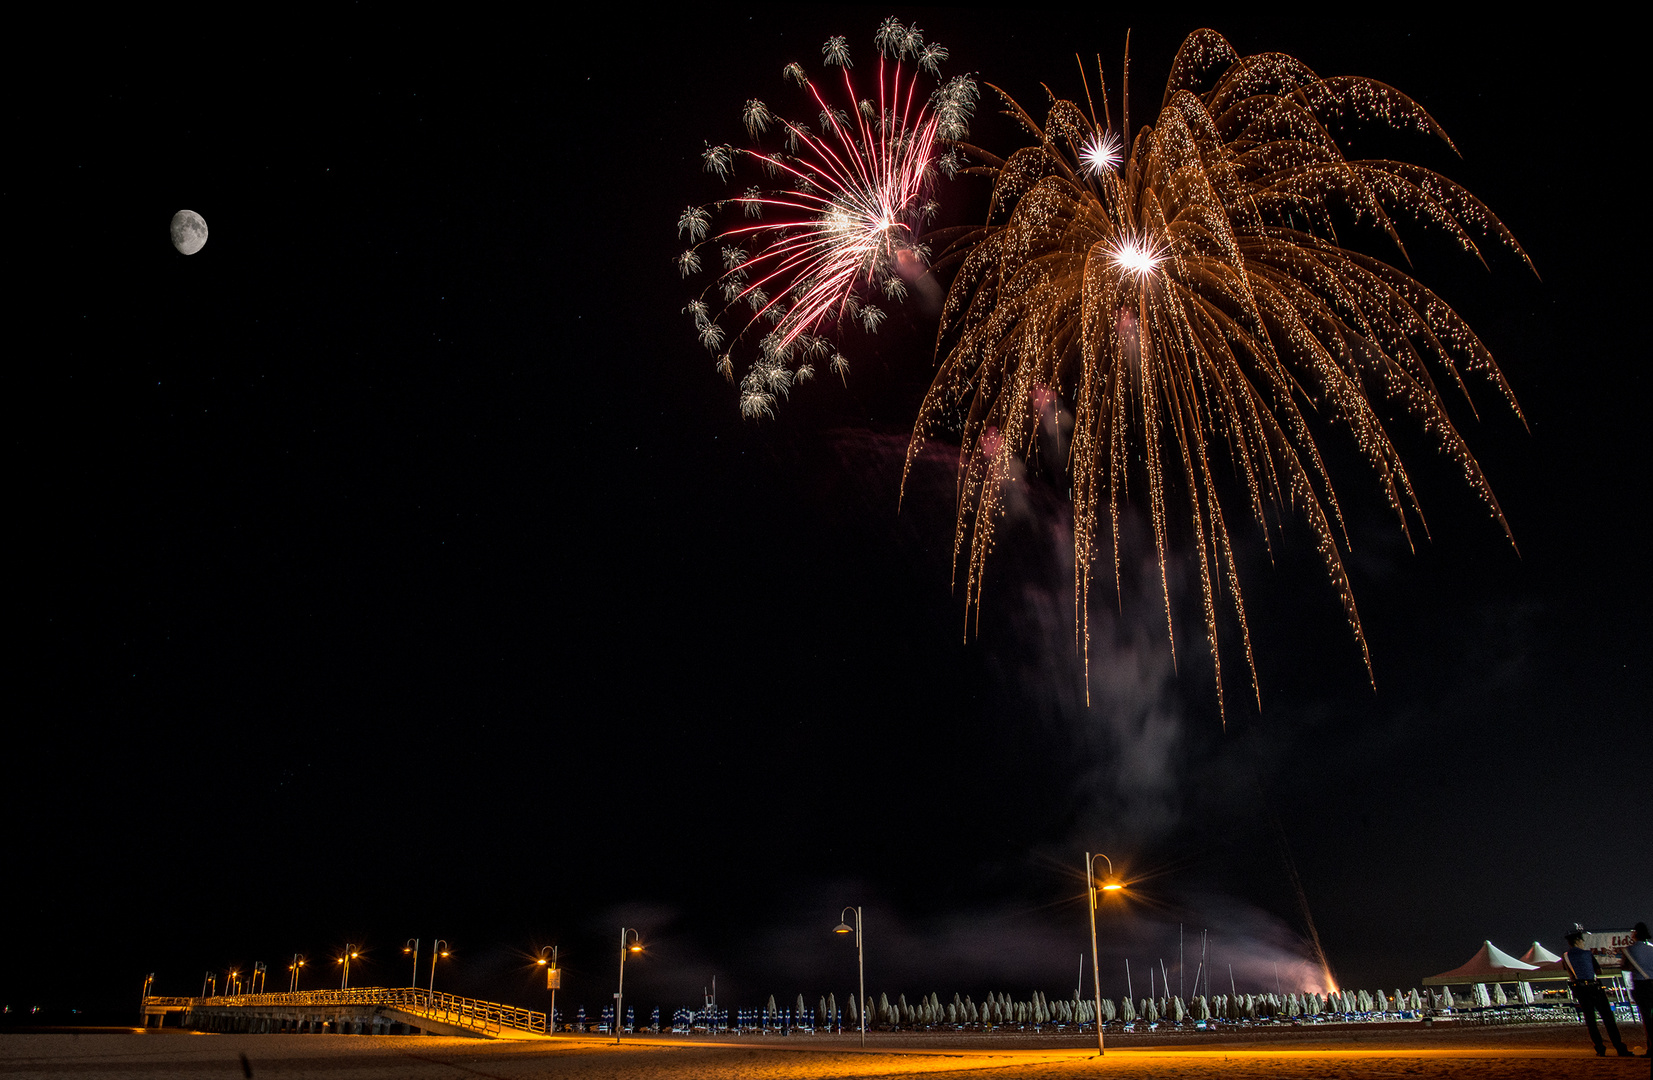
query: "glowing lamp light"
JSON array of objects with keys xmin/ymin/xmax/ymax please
[
  {"xmin": 628, "ymin": 943, "xmax": 643, "ymax": 953},
  {"xmin": 1100, "ymin": 878, "xmax": 1125, "ymax": 892},
  {"xmin": 834, "ymin": 922, "xmax": 854, "ymax": 934}
]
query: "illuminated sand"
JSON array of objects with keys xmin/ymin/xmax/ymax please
[{"xmin": 0, "ymin": 1023, "xmax": 1646, "ymax": 1078}]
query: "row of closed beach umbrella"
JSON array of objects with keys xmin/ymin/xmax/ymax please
[{"xmin": 655, "ymin": 983, "xmax": 1533, "ymax": 1035}]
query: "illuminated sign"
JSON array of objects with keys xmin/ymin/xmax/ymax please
[{"xmin": 1582, "ymin": 929, "xmax": 1633, "ymax": 971}]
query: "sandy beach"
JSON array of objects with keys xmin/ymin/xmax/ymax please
[{"xmin": 0, "ymin": 1021, "xmax": 1646, "ymax": 1079}]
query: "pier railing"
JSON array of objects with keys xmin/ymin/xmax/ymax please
[{"xmin": 173, "ymin": 987, "xmax": 546, "ymax": 1036}]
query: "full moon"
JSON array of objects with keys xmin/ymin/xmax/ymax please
[{"xmin": 171, "ymin": 210, "xmax": 208, "ymax": 255}]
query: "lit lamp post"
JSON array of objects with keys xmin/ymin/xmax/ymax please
[
  {"xmin": 252, "ymin": 962, "xmax": 267, "ymax": 994},
  {"xmin": 403, "ymin": 940, "xmax": 420, "ymax": 988},
  {"xmin": 1085, "ymin": 852, "xmax": 1125, "ymax": 1057},
  {"xmin": 536, "ymin": 946, "xmax": 560, "ymax": 1033},
  {"xmin": 338, "ymin": 945, "xmax": 360, "ymax": 990},
  {"xmin": 139, "ymin": 973, "xmax": 154, "ymax": 1025},
  {"xmin": 288, "ymin": 954, "xmax": 306, "ymax": 993},
  {"xmin": 429, "ymin": 940, "xmax": 450, "ymax": 998},
  {"xmin": 201, "ymin": 972, "xmax": 217, "ymax": 999},
  {"xmin": 227, "ymin": 968, "xmax": 240, "ymax": 997},
  {"xmin": 615, "ymin": 929, "xmax": 641, "ymax": 1045},
  {"xmin": 834, "ymin": 907, "xmax": 865, "ymax": 1047}
]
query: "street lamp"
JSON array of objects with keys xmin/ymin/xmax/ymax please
[
  {"xmin": 201, "ymin": 972, "xmax": 217, "ymax": 999},
  {"xmin": 227, "ymin": 968, "xmax": 240, "ymax": 997},
  {"xmin": 139, "ymin": 973, "xmax": 154, "ymax": 1026},
  {"xmin": 615, "ymin": 929, "xmax": 642, "ymax": 1045},
  {"xmin": 1085, "ymin": 851, "xmax": 1125, "ymax": 1057},
  {"xmin": 429, "ymin": 940, "xmax": 450, "ymax": 998},
  {"xmin": 403, "ymin": 939, "xmax": 420, "ymax": 988},
  {"xmin": 536, "ymin": 946, "xmax": 561, "ymax": 1033},
  {"xmin": 288, "ymin": 954, "xmax": 306, "ymax": 993},
  {"xmin": 834, "ymin": 907, "xmax": 865, "ymax": 1047},
  {"xmin": 338, "ymin": 945, "xmax": 360, "ymax": 990}
]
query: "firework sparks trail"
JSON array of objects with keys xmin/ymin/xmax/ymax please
[
  {"xmin": 679, "ymin": 18, "xmax": 978, "ymax": 419},
  {"xmin": 729, "ymin": 69, "xmax": 939, "ymax": 345},
  {"xmin": 907, "ymin": 30, "xmax": 1533, "ymax": 718}
]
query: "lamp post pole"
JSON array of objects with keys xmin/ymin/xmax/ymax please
[
  {"xmin": 288, "ymin": 954, "xmax": 306, "ymax": 993},
  {"xmin": 404, "ymin": 939, "xmax": 420, "ymax": 988},
  {"xmin": 616, "ymin": 929, "xmax": 641, "ymax": 1045},
  {"xmin": 139, "ymin": 973, "xmax": 154, "ymax": 1026},
  {"xmin": 1086, "ymin": 852, "xmax": 1125, "ymax": 1057},
  {"xmin": 340, "ymin": 945, "xmax": 359, "ymax": 990},
  {"xmin": 834, "ymin": 907, "xmax": 865, "ymax": 1047},
  {"xmin": 537, "ymin": 946, "xmax": 560, "ymax": 1033},
  {"xmin": 429, "ymin": 940, "xmax": 450, "ymax": 998}
]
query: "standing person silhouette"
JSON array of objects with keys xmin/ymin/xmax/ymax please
[
  {"xmin": 1563, "ymin": 925, "xmax": 1631, "ymax": 1057},
  {"xmin": 1618, "ymin": 922, "xmax": 1652, "ymax": 1058}
]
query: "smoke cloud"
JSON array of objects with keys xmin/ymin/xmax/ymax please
[{"xmin": 819, "ymin": 425, "xmax": 1332, "ymax": 991}]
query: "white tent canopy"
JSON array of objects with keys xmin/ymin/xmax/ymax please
[
  {"xmin": 1520, "ymin": 941, "xmax": 1562, "ymax": 964},
  {"xmin": 1423, "ymin": 940, "xmax": 1567, "ymax": 986}
]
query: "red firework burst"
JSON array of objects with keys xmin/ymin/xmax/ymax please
[{"xmin": 678, "ymin": 17, "xmax": 977, "ymax": 418}]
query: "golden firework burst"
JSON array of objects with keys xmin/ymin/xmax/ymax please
[{"xmin": 908, "ymin": 29, "xmax": 1532, "ymax": 716}]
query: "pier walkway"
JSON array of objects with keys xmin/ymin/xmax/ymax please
[{"xmin": 142, "ymin": 987, "xmax": 547, "ymax": 1039}]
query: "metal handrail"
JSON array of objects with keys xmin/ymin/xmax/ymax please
[{"xmin": 159, "ymin": 987, "xmax": 545, "ymax": 1035}]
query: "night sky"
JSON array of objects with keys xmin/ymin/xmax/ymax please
[{"xmin": 11, "ymin": 12, "xmax": 1646, "ymax": 1024}]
